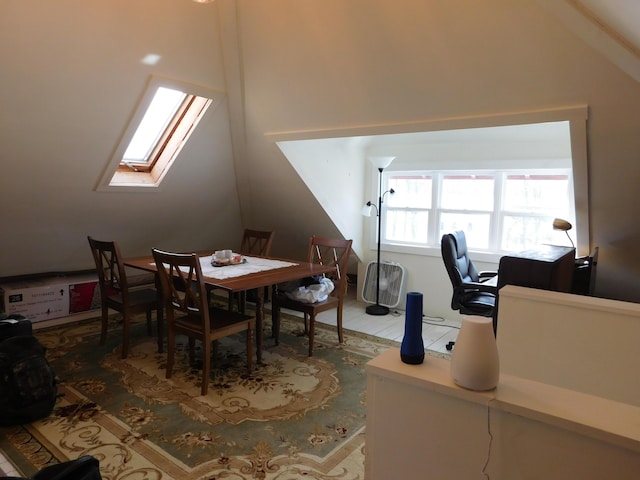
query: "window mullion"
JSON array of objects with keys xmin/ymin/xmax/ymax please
[
  {"xmin": 430, "ymin": 172, "xmax": 442, "ymax": 246},
  {"xmin": 491, "ymin": 172, "xmax": 503, "ymax": 250}
]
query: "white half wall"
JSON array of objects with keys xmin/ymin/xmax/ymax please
[{"xmin": 496, "ymin": 285, "xmax": 640, "ymax": 407}]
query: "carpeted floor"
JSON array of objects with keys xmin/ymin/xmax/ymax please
[{"xmin": 0, "ymin": 312, "xmax": 407, "ymax": 479}]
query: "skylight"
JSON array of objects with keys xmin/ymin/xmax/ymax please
[
  {"xmin": 96, "ymin": 76, "xmax": 220, "ymax": 191},
  {"xmin": 122, "ymin": 87, "xmax": 186, "ymax": 165}
]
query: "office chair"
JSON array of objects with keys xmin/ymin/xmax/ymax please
[{"xmin": 441, "ymin": 231, "xmax": 498, "ymax": 318}]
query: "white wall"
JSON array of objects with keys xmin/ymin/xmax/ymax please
[
  {"xmin": 0, "ymin": 0, "xmax": 242, "ymax": 275},
  {"xmin": 3, "ymin": 0, "xmax": 640, "ymax": 322},
  {"xmin": 219, "ymin": 0, "xmax": 640, "ymax": 313},
  {"xmin": 497, "ymin": 285, "xmax": 640, "ymax": 407}
]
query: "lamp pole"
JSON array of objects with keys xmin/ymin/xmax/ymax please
[
  {"xmin": 363, "ymin": 156, "xmax": 395, "ymax": 315},
  {"xmin": 366, "ymin": 166, "xmax": 390, "ymax": 316}
]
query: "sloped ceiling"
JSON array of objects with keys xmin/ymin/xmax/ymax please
[
  {"xmin": 580, "ymin": 0, "xmax": 640, "ymax": 50},
  {"xmin": 536, "ymin": 0, "xmax": 640, "ymax": 82}
]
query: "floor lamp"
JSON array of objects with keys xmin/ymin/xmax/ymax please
[{"xmin": 362, "ymin": 156, "xmax": 395, "ymax": 316}]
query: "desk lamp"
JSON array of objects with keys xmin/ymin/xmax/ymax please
[{"xmin": 552, "ymin": 218, "xmax": 575, "ymax": 248}]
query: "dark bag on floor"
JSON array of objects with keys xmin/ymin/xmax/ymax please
[
  {"xmin": 0, "ymin": 314, "xmax": 33, "ymax": 341},
  {"xmin": 0, "ymin": 334, "xmax": 57, "ymax": 426},
  {"xmin": 5, "ymin": 455, "xmax": 102, "ymax": 480}
]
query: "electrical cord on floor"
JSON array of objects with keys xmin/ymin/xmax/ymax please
[
  {"xmin": 481, "ymin": 398, "xmax": 495, "ymax": 479},
  {"xmin": 391, "ymin": 309, "xmax": 461, "ymax": 330},
  {"xmin": 424, "ymin": 319, "xmax": 460, "ymax": 328}
]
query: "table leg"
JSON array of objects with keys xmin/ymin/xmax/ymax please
[{"xmin": 255, "ymin": 287, "xmax": 264, "ymax": 364}]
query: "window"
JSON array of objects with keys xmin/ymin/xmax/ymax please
[
  {"xmin": 96, "ymin": 76, "xmax": 220, "ymax": 191},
  {"xmin": 384, "ymin": 169, "xmax": 574, "ymax": 253}
]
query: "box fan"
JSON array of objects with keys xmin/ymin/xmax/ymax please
[{"xmin": 362, "ymin": 261, "xmax": 406, "ymax": 308}]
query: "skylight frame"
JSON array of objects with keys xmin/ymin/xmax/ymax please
[{"xmin": 96, "ymin": 75, "xmax": 222, "ymax": 192}]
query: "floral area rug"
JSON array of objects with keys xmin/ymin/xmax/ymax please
[{"xmin": 0, "ymin": 311, "xmax": 400, "ymax": 480}]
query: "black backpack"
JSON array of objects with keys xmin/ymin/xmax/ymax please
[{"xmin": 0, "ymin": 334, "xmax": 58, "ymax": 426}]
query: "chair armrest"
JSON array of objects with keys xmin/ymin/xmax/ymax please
[
  {"xmin": 478, "ymin": 271, "xmax": 498, "ymax": 280},
  {"xmin": 455, "ymin": 281, "xmax": 498, "ymax": 296}
]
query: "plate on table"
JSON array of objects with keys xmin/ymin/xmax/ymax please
[{"xmin": 211, "ymin": 256, "xmax": 246, "ymax": 267}]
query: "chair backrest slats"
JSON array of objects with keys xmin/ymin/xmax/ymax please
[
  {"xmin": 240, "ymin": 229, "xmax": 275, "ymax": 256},
  {"xmin": 88, "ymin": 236, "xmax": 130, "ymax": 302},
  {"xmin": 152, "ymin": 249, "xmax": 209, "ymax": 332},
  {"xmin": 307, "ymin": 236, "xmax": 352, "ymax": 297}
]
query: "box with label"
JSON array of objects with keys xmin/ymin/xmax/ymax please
[
  {"xmin": 69, "ymin": 275, "xmax": 101, "ymax": 314},
  {"xmin": 1, "ymin": 277, "xmax": 70, "ymax": 322}
]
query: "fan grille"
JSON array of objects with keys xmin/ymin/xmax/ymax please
[{"xmin": 362, "ymin": 262, "xmax": 406, "ymax": 308}]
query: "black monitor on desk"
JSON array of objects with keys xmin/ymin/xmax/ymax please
[{"xmin": 493, "ymin": 245, "xmax": 576, "ymax": 333}]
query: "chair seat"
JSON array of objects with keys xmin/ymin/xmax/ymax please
[
  {"xmin": 174, "ymin": 307, "xmax": 255, "ymax": 337},
  {"xmin": 274, "ymin": 293, "xmax": 340, "ymax": 315},
  {"xmin": 271, "ymin": 236, "xmax": 352, "ymax": 357},
  {"xmin": 464, "ymin": 293, "xmax": 495, "ymax": 309},
  {"xmin": 107, "ymin": 288, "xmax": 160, "ymax": 308},
  {"xmin": 457, "ymin": 292, "xmax": 495, "ymax": 317}
]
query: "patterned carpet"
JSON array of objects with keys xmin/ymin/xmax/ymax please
[{"xmin": 0, "ymin": 312, "xmax": 401, "ymax": 479}]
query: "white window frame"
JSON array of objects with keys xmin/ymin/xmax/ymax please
[
  {"xmin": 365, "ymin": 108, "xmax": 590, "ymax": 260},
  {"xmin": 95, "ymin": 75, "xmax": 222, "ymax": 192},
  {"xmin": 382, "ymin": 168, "xmax": 575, "ymax": 254}
]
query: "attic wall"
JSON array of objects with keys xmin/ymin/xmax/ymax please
[
  {"xmin": 2, "ymin": 0, "xmax": 640, "ymax": 321},
  {"xmin": 225, "ymin": 0, "xmax": 640, "ymax": 309},
  {"xmin": 0, "ymin": 0, "xmax": 242, "ymax": 276}
]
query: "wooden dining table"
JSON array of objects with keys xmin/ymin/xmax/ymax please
[{"xmin": 123, "ymin": 250, "xmax": 336, "ymax": 363}]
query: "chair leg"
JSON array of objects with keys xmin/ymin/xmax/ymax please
[
  {"xmin": 212, "ymin": 339, "xmax": 219, "ymax": 359},
  {"xmin": 246, "ymin": 324, "xmax": 254, "ymax": 373},
  {"xmin": 201, "ymin": 340, "xmax": 211, "ymax": 396},
  {"xmin": 308, "ymin": 314, "xmax": 316, "ymax": 357},
  {"xmin": 238, "ymin": 291, "xmax": 246, "ymax": 314},
  {"xmin": 227, "ymin": 291, "xmax": 234, "ymax": 311},
  {"xmin": 156, "ymin": 305, "xmax": 164, "ymax": 354},
  {"xmin": 303, "ymin": 314, "xmax": 309, "ymax": 334},
  {"xmin": 272, "ymin": 302, "xmax": 280, "ymax": 345},
  {"xmin": 146, "ymin": 309, "xmax": 152, "ymax": 336},
  {"xmin": 188, "ymin": 337, "xmax": 196, "ymax": 365},
  {"xmin": 166, "ymin": 330, "xmax": 175, "ymax": 379},
  {"xmin": 99, "ymin": 305, "xmax": 109, "ymax": 346},
  {"xmin": 337, "ymin": 305, "xmax": 344, "ymax": 344},
  {"xmin": 121, "ymin": 311, "xmax": 131, "ymax": 359}
]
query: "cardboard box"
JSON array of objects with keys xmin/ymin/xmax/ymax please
[
  {"xmin": 1, "ymin": 277, "xmax": 70, "ymax": 322},
  {"xmin": 69, "ymin": 277, "xmax": 101, "ymax": 314},
  {"xmin": 1, "ymin": 274, "xmax": 100, "ymax": 322}
]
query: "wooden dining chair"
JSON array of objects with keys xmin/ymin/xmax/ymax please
[
  {"xmin": 152, "ymin": 248, "xmax": 256, "ymax": 396},
  {"xmin": 236, "ymin": 229, "xmax": 275, "ymax": 311},
  {"xmin": 87, "ymin": 236, "xmax": 163, "ymax": 359},
  {"xmin": 213, "ymin": 229, "xmax": 275, "ymax": 312},
  {"xmin": 272, "ymin": 236, "xmax": 352, "ymax": 356},
  {"xmin": 240, "ymin": 229, "xmax": 275, "ymax": 257}
]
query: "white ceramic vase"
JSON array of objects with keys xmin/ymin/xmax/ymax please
[{"xmin": 450, "ymin": 315, "xmax": 500, "ymax": 391}]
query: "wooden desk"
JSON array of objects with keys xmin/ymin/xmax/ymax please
[
  {"xmin": 494, "ymin": 245, "xmax": 575, "ymax": 332},
  {"xmin": 124, "ymin": 251, "xmax": 336, "ymax": 363},
  {"xmin": 497, "ymin": 245, "xmax": 575, "ymax": 293}
]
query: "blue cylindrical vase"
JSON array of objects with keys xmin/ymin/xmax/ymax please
[{"xmin": 400, "ymin": 292, "xmax": 425, "ymax": 364}]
